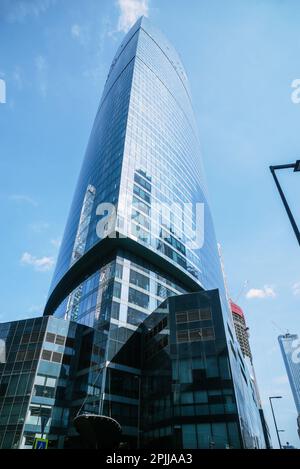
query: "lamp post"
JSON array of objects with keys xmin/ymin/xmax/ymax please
[
  {"xmin": 269, "ymin": 161, "xmax": 300, "ymax": 246},
  {"xmin": 269, "ymin": 396, "xmax": 283, "ymax": 449}
]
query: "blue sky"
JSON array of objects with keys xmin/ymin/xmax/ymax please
[{"xmin": 0, "ymin": 0, "xmax": 300, "ymax": 448}]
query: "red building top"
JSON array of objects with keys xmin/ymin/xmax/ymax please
[{"xmin": 230, "ymin": 300, "xmax": 245, "ymax": 319}]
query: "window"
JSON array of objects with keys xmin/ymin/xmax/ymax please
[
  {"xmin": 25, "ymin": 350, "xmax": 35, "ymax": 361},
  {"xmin": 134, "ymin": 172, "xmax": 151, "ymax": 192},
  {"xmin": 35, "ymin": 375, "xmax": 46, "ymax": 385},
  {"xmin": 200, "ymin": 327, "xmax": 215, "ymax": 340},
  {"xmin": 16, "ymin": 350, "xmax": 26, "ymax": 361},
  {"xmin": 132, "ymin": 196, "xmax": 150, "ymax": 215},
  {"xmin": 189, "ymin": 330, "xmax": 202, "ymax": 341},
  {"xmin": 127, "ymin": 307, "xmax": 147, "ymax": 326},
  {"xmin": 55, "ymin": 335, "xmax": 65, "ymax": 346},
  {"xmin": 41, "ymin": 350, "xmax": 51, "ymax": 361},
  {"xmin": 30, "ymin": 332, "xmax": 40, "ymax": 343},
  {"xmin": 41, "ymin": 349, "xmax": 64, "ymax": 364},
  {"xmin": 177, "ymin": 331, "xmax": 188, "ymax": 342},
  {"xmin": 197, "ymin": 423, "xmax": 211, "ymax": 449},
  {"xmin": 128, "ymin": 287, "xmax": 149, "ymax": 309},
  {"xmin": 24, "ymin": 434, "xmax": 35, "ymax": 446},
  {"xmin": 188, "ymin": 310, "xmax": 200, "ymax": 322},
  {"xmin": 111, "ymin": 301, "xmax": 120, "ymax": 320},
  {"xmin": 129, "ymin": 270, "xmax": 150, "ymax": 291},
  {"xmin": 212, "ymin": 423, "xmax": 228, "ymax": 449},
  {"xmin": 113, "ymin": 281, "xmax": 121, "ymax": 299},
  {"xmin": 156, "ymin": 283, "xmax": 174, "ymax": 298},
  {"xmin": 20, "ymin": 334, "xmax": 30, "ymax": 344},
  {"xmin": 181, "ymin": 392, "xmax": 193, "ymax": 404},
  {"xmin": 46, "ymin": 333, "xmax": 55, "ymax": 343},
  {"xmin": 176, "ymin": 309, "xmax": 212, "ymax": 324},
  {"xmin": 131, "ymin": 209, "xmax": 150, "ymax": 230},
  {"xmin": 176, "ymin": 327, "xmax": 215, "ymax": 343},
  {"xmin": 194, "ymin": 391, "xmax": 208, "ymax": 404},
  {"xmin": 133, "ymin": 184, "xmax": 151, "ymax": 203},
  {"xmin": 200, "ymin": 308, "xmax": 212, "ymax": 321},
  {"xmin": 182, "ymin": 424, "xmax": 197, "ymax": 449},
  {"xmin": 29, "ymin": 406, "xmax": 51, "ymax": 417},
  {"xmin": 52, "ymin": 352, "xmax": 62, "ymax": 363},
  {"xmin": 115, "ymin": 263, "xmax": 123, "ymax": 279},
  {"xmin": 34, "ymin": 385, "xmax": 55, "ymax": 398},
  {"xmin": 176, "ymin": 312, "xmax": 187, "ymax": 323}
]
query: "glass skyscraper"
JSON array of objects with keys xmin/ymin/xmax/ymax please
[
  {"xmin": 278, "ymin": 333, "xmax": 300, "ymax": 439},
  {"xmin": 39, "ymin": 16, "xmax": 268, "ymax": 448},
  {"xmin": 45, "ymin": 16, "xmax": 228, "ymax": 321}
]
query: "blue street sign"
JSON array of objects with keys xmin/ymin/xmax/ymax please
[{"xmin": 33, "ymin": 438, "xmax": 48, "ymax": 449}]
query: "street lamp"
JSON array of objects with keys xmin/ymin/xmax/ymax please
[
  {"xmin": 269, "ymin": 161, "xmax": 300, "ymax": 246},
  {"xmin": 269, "ymin": 396, "xmax": 283, "ymax": 449}
]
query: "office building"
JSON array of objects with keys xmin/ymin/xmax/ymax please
[
  {"xmin": 0, "ymin": 316, "xmax": 103, "ymax": 449},
  {"xmin": 0, "ymin": 17, "xmax": 269, "ymax": 449},
  {"xmin": 113, "ymin": 290, "xmax": 267, "ymax": 448},
  {"xmin": 278, "ymin": 333, "xmax": 300, "ymax": 439}
]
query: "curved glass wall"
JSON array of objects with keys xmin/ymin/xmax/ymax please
[{"xmin": 47, "ymin": 17, "xmax": 227, "ymax": 319}]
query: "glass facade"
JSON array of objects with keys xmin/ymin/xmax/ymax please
[
  {"xmin": 278, "ymin": 333, "xmax": 300, "ymax": 441},
  {"xmin": 0, "ymin": 317, "xmax": 104, "ymax": 449},
  {"xmin": 46, "ymin": 16, "xmax": 229, "ymax": 320},
  {"xmin": 278, "ymin": 333, "xmax": 300, "ymax": 415},
  {"xmin": 112, "ymin": 290, "xmax": 267, "ymax": 449}
]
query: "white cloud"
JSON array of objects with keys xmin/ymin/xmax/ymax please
[
  {"xmin": 116, "ymin": 0, "xmax": 149, "ymax": 33},
  {"xmin": 246, "ymin": 285, "xmax": 276, "ymax": 299},
  {"xmin": 20, "ymin": 252, "xmax": 55, "ymax": 272},
  {"xmin": 292, "ymin": 281, "xmax": 300, "ymax": 296},
  {"xmin": 5, "ymin": 0, "xmax": 56, "ymax": 23},
  {"xmin": 9, "ymin": 194, "xmax": 38, "ymax": 207}
]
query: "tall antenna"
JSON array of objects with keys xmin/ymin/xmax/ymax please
[
  {"xmin": 233, "ymin": 280, "xmax": 249, "ymax": 303},
  {"xmin": 271, "ymin": 321, "xmax": 286, "ymax": 335}
]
